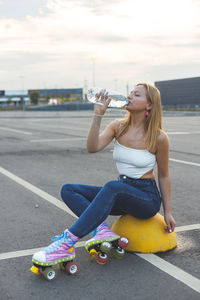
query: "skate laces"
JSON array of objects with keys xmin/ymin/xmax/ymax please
[
  {"xmin": 91, "ymin": 223, "xmax": 110, "ymax": 237},
  {"xmin": 44, "ymin": 231, "xmax": 76, "ymax": 254}
]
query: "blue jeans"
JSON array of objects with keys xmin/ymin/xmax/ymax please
[{"xmin": 60, "ymin": 175, "xmax": 162, "ymax": 238}]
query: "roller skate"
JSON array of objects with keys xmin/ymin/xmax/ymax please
[
  {"xmin": 85, "ymin": 222, "xmax": 129, "ymax": 265},
  {"xmin": 30, "ymin": 229, "xmax": 79, "ymax": 281}
]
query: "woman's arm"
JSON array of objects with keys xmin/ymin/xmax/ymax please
[
  {"xmin": 156, "ymin": 130, "xmax": 176, "ymax": 232},
  {"xmin": 87, "ymin": 93, "xmax": 119, "ymax": 153},
  {"xmin": 87, "ymin": 116, "xmax": 119, "ymax": 153}
]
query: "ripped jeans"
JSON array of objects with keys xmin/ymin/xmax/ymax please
[{"xmin": 60, "ymin": 175, "xmax": 162, "ymax": 238}]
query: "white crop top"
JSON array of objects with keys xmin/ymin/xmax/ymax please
[{"xmin": 113, "ymin": 140, "xmax": 156, "ymax": 179}]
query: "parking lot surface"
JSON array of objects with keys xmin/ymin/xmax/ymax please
[{"xmin": 0, "ymin": 110, "xmax": 200, "ymax": 300}]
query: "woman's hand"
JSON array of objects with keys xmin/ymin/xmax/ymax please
[
  {"xmin": 94, "ymin": 89, "xmax": 111, "ymax": 116},
  {"xmin": 164, "ymin": 212, "xmax": 176, "ymax": 233}
]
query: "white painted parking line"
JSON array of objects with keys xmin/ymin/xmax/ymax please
[
  {"xmin": 0, "ymin": 224, "xmax": 199, "ymax": 261},
  {"xmin": 167, "ymin": 131, "xmax": 200, "ymax": 135},
  {"xmin": 0, "ymin": 126, "xmax": 32, "ymax": 135},
  {"xmin": 0, "ymin": 221, "xmax": 200, "ymax": 260},
  {"xmin": 1, "ymin": 243, "xmax": 200, "ymax": 294},
  {"xmin": 30, "ymin": 137, "xmax": 85, "ymax": 143},
  {"xmin": 0, "ymin": 222, "xmax": 198, "ymax": 261},
  {"xmin": 0, "ymin": 242, "xmax": 85, "ymax": 261},
  {"xmin": 0, "ymin": 223, "xmax": 199, "ymax": 261},
  {"xmin": 0, "ymin": 166, "xmax": 78, "ymax": 219},
  {"xmin": 137, "ymin": 253, "xmax": 200, "ymax": 293},
  {"xmin": 175, "ymin": 224, "xmax": 200, "ymax": 232},
  {"xmin": 0, "ymin": 248, "xmax": 44, "ymax": 261},
  {"xmin": 110, "ymin": 149, "xmax": 200, "ymax": 168},
  {"xmin": 31, "ymin": 123, "xmax": 89, "ymax": 132},
  {"xmin": 169, "ymin": 158, "xmax": 200, "ymax": 167}
]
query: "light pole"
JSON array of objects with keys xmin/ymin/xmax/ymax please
[
  {"xmin": 91, "ymin": 57, "xmax": 96, "ymax": 86},
  {"xmin": 19, "ymin": 75, "xmax": 25, "ymax": 111},
  {"xmin": 126, "ymin": 82, "xmax": 129, "ymax": 97},
  {"xmin": 114, "ymin": 79, "xmax": 118, "ymax": 90},
  {"xmin": 84, "ymin": 79, "xmax": 88, "ymax": 102}
]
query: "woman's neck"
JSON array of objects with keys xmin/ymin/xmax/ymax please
[{"xmin": 129, "ymin": 111, "xmax": 146, "ymax": 130}]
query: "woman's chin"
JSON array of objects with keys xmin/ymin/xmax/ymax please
[{"xmin": 125, "ymin": 106, "xmax": 131, "ymax": 111}]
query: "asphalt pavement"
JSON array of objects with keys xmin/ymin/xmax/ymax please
[{"xmin": 0, "ymin": 109, "xmax": 200, "ymax": 300}]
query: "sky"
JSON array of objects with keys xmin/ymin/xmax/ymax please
[{"xmin": 0, "ymin": 0, "xmax": 200, "ymax": 94}]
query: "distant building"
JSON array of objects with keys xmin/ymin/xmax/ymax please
[
  {"xmin": 0, "ymin": 88, "xmax": 83, "ymax": 106},
  {"xmin": 28, "ymin": 88, "xmax": 83, "ymax": 102},
  {"xmin": 0, "ymin": 90, "xmax": 30, "ymax": 106},
  {"xmin": 155, "ymin": 77, "xmax": 200, "ymax": 107}
]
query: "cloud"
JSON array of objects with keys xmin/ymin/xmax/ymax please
[
  {"xmin": 0, "ymin": 0, "xmax": 48, "ymax": 20},
  {"xmin": 45, "ymin": 0, "xmax": 123, "ymax": 14},
  {"xmin": 148, "ymin": 61, "xmax": 200, "ymax": 83},
  {"xmin": 0, "ymin": 0, "xmax": 200, "ymax": 91},
  {"xmin": 0, "ymin": 52, "xmax": 56, "ymax": 71}
]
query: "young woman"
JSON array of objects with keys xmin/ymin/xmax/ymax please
[{"xmin": 32, "ymin": 83, "xmax": 176, "ymax": 266}]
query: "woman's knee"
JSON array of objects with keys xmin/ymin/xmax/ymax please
[
  {"xmin": 103, "ymin": 180, "xmax": 120, "ymax": 192},
  {"xmin": 60, "ymin": 184, "xmax": 74, "ymax": 201}
]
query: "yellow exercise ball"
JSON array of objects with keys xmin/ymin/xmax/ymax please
[{"xmin": 111, "ymin": 213, "xmax": 177, "ymax": 253}]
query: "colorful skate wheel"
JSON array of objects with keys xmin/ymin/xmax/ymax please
[
  {"xmin": 96, "ymin": 253, "xmax": 108, "ymax": 265},
  {"xmin": 100, "ymin": 241, "xmax": 112, "ymax": 253},
  {"xmin": 30, "ymin": 265, "xmax": 39, "ymax": 274},
  {"xmin": 66, "ymin": 262, "xmax": 79, "ymax": 275},
  {"xmin": 43, "ymin": 267, "xmax": 57, "ymax": 281},
  {"xmin": 89, "ymin": 248, "xmax": 98, "ymax": 258},
  {"xmin": 113, "ymin": 247, "xmax": 125, "ymax": 259},
  {"xmin": 118, "ymin": 237, "xmax": 129, "ymax": 248}
]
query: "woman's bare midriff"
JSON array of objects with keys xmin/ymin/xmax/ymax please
[{"xmin": 140, "ymin": 169, "xmax": 155, "ymax": 180}]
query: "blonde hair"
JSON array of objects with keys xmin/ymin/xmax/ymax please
[{"xmin": 116, "ymin": 83, "xmax": 162, "ymax": 153}]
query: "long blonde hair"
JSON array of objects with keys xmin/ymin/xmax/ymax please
[{"xmin": 116, "ymin": 83, "xmax": 162, "ymax": 153}]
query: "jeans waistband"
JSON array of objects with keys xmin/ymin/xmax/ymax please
[{"xmin": 118, "ymin": 175, "xmax": 156, "ymax": 186}]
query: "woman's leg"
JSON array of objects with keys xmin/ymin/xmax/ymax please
[
  {"xmin": 60, "ymin": 183, "xmax": 102, "ymax": 217},
  {"xmin": 32, "ymin": 180, "xmax": 160, "ymax": 265},
  {"xmin": 32, "ymin": 184, "xmax": 102, "ymax": 265},
  {"xmin": 69, "ymin": 180, "xmax": 161, "ymax": 238}
]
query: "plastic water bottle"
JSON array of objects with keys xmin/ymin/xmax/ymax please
[{"xmin": 87, "ymin": 87, "xmax": 129, "ymax": 108}]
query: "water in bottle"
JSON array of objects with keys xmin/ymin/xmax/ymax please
[{"xmin": 87, "ymin": 87, "xmax": 129, "ymax": 108}]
